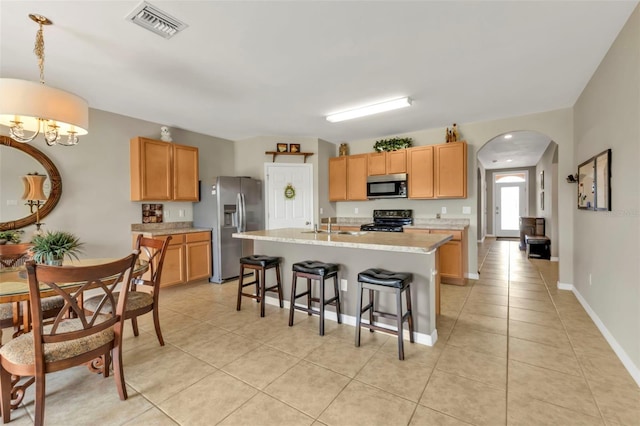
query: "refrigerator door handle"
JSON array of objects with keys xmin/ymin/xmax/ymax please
[
  {"xmin": 240, "ymin": 192, "xmax": 246, "ymax": 232},
  {"xmin": 236, "ymin": 193, "xmax": 243, "ymax": 231}
]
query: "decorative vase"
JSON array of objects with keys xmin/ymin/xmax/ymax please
[
  {"xmin": 339, "ymin": 143, "xmax": 349, "ymax": 156},
  {"xmin": 44, "ymin": 257, "xmax": 63, "ymax": 266}
]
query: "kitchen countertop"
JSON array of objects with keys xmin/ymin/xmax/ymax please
[
  {"xmin": 232, "ymin": 228, "xmax": 452, "ymax": 254},
  {"xmin": 131, "ymin": 221, "xmax": 211, "ymax": 237},
  {"xmin": 325, "ymin": 217, "xmax": 470, "ymax": 231}
]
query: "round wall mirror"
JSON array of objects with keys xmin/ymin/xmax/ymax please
[{"xmin": 0, "ymin": 135, "xmax": 62, "ymax": 231}]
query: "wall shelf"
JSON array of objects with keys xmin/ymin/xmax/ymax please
[{"xmin": 265, "ymin": 151, "xmax": 314, "ymax": 163}]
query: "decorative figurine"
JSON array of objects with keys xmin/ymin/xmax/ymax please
[
  {"xmin": 160, "ymin": 126, "xmax": 173, "ymax": 142},
  {"xmin": 339, "ymin": 143, "xmax": 349, "ymax": 156},
  {"xmin": 445, "ymin": 123, "xmax": 460, "ymax": 143}
]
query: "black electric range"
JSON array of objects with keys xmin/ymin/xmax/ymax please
[{"xmin": 360, "ymin": 209, "xmax": 413, "ymax": 232}]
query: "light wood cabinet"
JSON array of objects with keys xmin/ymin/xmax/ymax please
[
  {"xmin": 407, "ymin": 146, "xmax": 434, "ymax": 199},
  {"xmin": 329, "ymin": 157, "xmax": 347, "ymax": 201},
  {"xmin": 347, "ymin": 154, "xmax": 368, "ymax": 200},
  {"xmin": 367, "ymin": 150, "xmax": 406, "ymax": 176},
  {"xmin": 367, "ymin": 152, "xmax": 386, "ymax": 176},
  {"xmin": 404, "ymin": 227, "xmax": 467, "ymax": 285},
  {"xmin": 133, "ymin": 231, "xmax": 211, "ymax": 287},
  {"xmin": 435, "ymin": 141, "xmax": 467, "ymax": 198},
  {"xmin": 386, "ymin": 150, "xmax": 407, "ymax": 174},
  {"xmin": 130, "ymin": 137, "xmax": 199, "ymax": 201},
  {"xmin": 429, "ymin": 229, "xmax": 467, "ymax": 285}
]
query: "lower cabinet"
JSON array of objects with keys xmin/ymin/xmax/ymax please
[
  {"xmin": 404, "ymin": 227, "xmax": 467, "ymax": 285},
  {"xmin": 134, "ymin": 231, "xmax": 212, "ymax": 287}
]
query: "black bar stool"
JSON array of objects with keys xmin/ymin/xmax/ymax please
[
  {"xmin": 288, "ymin": 260, "xmax": 341, "ymax": 336},
  {"xmin": 237, "ymin": 255, "xmax": 283, "ymax": 317},
  {"xmin": 356, "ymin": 268, "xmax": 414, "ymax": 360}
]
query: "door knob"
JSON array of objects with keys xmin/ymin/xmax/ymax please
[{"xmin": 305, "ymin": 221, "xmax": 311, "ymax": 225}]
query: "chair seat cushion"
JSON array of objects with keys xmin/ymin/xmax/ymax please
[
  {"xmin": 292, "ymin": 260, "xmax": 339, "ymax": 276},
  {"xmin": 0, "ymin": 303, "xmax": 12, "ymax": 321},
  {"xmin": 83, "ymin": 291, "xmax": 153, "ymax": 314},
  {"xmin": 0, "ymin": 317, "xmax": 113, "ymax": 365},
  {"xmin": 240, "ymin": 255, "xmax": 280, "ymax": 267},
  {"xmin": 358, "ymin": 268, "xmax": 412, "ymax": 288}
]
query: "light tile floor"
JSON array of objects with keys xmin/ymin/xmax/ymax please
[{"xmin": 3, "ymin": 238, "xmax": 639, "ymax": 425}]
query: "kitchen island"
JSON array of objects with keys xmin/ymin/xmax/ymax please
[{"xmin": 232, "ymin": 228, "xmax": 452, "ymax": 345}]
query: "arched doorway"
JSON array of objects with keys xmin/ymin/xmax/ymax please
[{"xmin": 477, "ymin": 131, "xmax": 559, "ymax": 258}]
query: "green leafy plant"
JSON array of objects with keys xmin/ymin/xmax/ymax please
[
  {"xmin": 31, "ymin": 231, "xmax": 83, "ymax": 264},
  {"xmin": 373, "ymin": 137, "xmax": 413, "ymax": 152},
  {"xmin": 0, "ymin": 230, "xmax": 24, "ymax": 244}
]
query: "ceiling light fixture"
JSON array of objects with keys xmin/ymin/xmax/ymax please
[
  {"xmin": 504, "ymin": 134, "xmax": 513, "ymax": 139},
  {"xmin": 326, "ymin": 97, "xmax": 412, "ymax": 123},
  {"xmin": 0, "ymin": 14, "xmax": 89, "ymax": 146}
]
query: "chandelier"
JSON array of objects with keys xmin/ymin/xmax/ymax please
[{"xmin": 0, "ymin": 14, "xmax": 88, "ymax": 146}]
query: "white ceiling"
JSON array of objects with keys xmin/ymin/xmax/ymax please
[
  {"xmin": 0, "ymin": 1, "xmax": 637, "ymax": 146},
  {"xmin": 477, "ymin": 131, "xmax": 552, "ymax": 170}
]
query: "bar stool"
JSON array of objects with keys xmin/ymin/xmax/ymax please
[
  {"xmin": 237, "ymin": 255, "xmax": 283, "ymax": 317},
  {"xmin": 356, "ymin": 268, "xmax": 414, "ymax": 360},
  {"xmin": 288, "ymin": 260, "xmax": 341, "ymax": 336}
]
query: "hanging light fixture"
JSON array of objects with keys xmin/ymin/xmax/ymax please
[{"xmin": 0, "ymin": 14, "xmax": 89, "ymax": 146}]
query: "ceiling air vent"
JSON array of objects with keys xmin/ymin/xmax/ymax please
[{"xmin": 126, "ymin": 1, "xmax": 188, "ymax": 39}]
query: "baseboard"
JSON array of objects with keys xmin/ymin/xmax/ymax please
[
  {"xmin": 477, "ymin": 236, "xmax": 485, "ymax": 243},
  {"xmin": 550, "ymin": 256, "xmax": 559, "ymax": 262},
  {"xmin": 466, "ymin": 272, "xmax": 480, "ymax": 280},
  {"xmin": 264, "ymin": 295, "xmax": 437, "ymax": 346},
  {"xmin": 557, "ymin": 281, "xmax": 573, "ymax": 291},
  {"xmin": 567, "ymin": 286, "xmax": 640, "ymax": 387}
]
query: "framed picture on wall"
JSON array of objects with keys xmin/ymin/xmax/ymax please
[
  {"xmin": 540, "ymin": 191, "xmax": 544, "ymax": 211},
  {"xmin": 540, "ymin": 170, "xmax": 544, "ymax": 190},
  {"xmin": 577, "ymin": 148, "xmax": 611, "ymax": 211}
]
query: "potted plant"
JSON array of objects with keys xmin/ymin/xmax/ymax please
[
  {"xmin": 373, "ymin": 137, "xmax": 413, "ymax": 152},
  {"xmin": 30, "ymin": 230, "xmax": 83, "ymax": 266},
  {"xmin": 0, "ymin": 230, "xmax": 24, "ymax": 245}
]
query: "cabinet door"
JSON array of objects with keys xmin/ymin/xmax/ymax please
[
  {"xmin": 347, "ymin": 154, "xmax": 368, "ymax": 200},
  {"xmin": 186, "ymin": 240, "xmax": 212, "ymax": 281},
  {"xmin": 130, "ymin": 137, "xmax": 172, "ymax": 201},
  {"xmin": 329, "ymin": 157, "xmax": 347, "ymax": 201},
  {"xmin": 437, "ymin": 240, "xmax": 462, "ymax": 280},
  {"xmin": 386, "ymin": 150, "xmax": 407, "ymax": 174},
  {"xmin": 367, "ymin": 152, "xmax": 386, "ymax": 176},
  {"xmin": 160, "ymin": 243, "xmax": 185, "ymax": 287},
  {"xmin": 435, "ymin": 142, "xmax": 467, "ymax": 198},
  {"xmin": 173, "ymin": 144, "xmax": 200, "ymax": 201},
  {"xmin": 407, "ymin": 146, "xmax": 434, "ymax": 199}
]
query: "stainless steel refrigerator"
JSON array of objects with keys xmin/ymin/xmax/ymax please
[{"xmin": 193, "ymin": 176, "xmax": 264, "ymax": 283}]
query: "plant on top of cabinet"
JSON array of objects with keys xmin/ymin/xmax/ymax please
[{"xmin": 373, "ymin": 137, "xmax": 413, "ymax": 152}]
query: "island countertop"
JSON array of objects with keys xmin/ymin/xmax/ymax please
[{"xmin": 232, "ymin": 228, "xmax": 452, "ymax": 254}]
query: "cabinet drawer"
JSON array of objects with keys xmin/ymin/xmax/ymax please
[
  {"xmin": 161, "ymin": 234, "xmax": 184, "ymax": 245},
  {"xmin": 403, "ymin": 228, "xmax": 430, "ymax": 234},
  {"xmin": 186, "ymin": 231, "xmax": 211, "ymax": 243},
  {"xmin": 430, "ymin": 229, "xmax": 462, "ymax": 241}
]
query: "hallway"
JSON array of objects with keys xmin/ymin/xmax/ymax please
[{"xmin": 430, "ymin": 237, "xmax": 639, "ymax": 424}]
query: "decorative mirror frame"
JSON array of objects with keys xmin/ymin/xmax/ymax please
[
  {"xmin": 577, "ymin": 148, "xmax": 611, "ymax": 211},
  {"xmin": 0, "ymin": 135, "xmax": 63, "ymax": 230}
]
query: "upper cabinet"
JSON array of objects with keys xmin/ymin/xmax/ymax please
[
  {"xmin": 329, "ymin": 157, "xmax": 347, "ymax": 201},
  {"xmin": 130, "ymin": 137, "xmax": 199, "ymax": 201},
  {"xmin": 434, "ymin": 141, "xmax": 467, "ymax": 198},
  {"xmin": 367, "ymin": 150, "xmax": 407, "ymax": 176},
  {"xmin": 329, "ymin": 154, "xmax": 368, "ymax": 201},
  {"xmin": 407, "ymin": 146, "xmax": 434, "ymax": 198}
]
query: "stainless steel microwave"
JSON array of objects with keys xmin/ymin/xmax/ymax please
[{"xmin": 366, "ymin": 173, "xmax": 408, "ymax": 199}]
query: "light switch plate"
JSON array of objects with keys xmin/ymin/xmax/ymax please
[
  {"xmin": 441, "ymin": 207, "xmax": 447, "ymax": 214},
  {"xmin": 463, "ymin": 206, "xmax": 471, "ymax": 214},
  {"xmin": 340, "ymin": 279, "xmax": 348, "ymax": 291}
]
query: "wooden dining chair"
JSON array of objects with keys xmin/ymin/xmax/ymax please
[
  {"xmin": 84, "ymin": 235, "xmax": 171, "ymax": 346},
  {"xmin": 0, "ymin": 251, "xmax": 139, "ymax": 425},
  {"xmin": 0, "ymin": 243, "xmax": 65, "ymax": 338}
]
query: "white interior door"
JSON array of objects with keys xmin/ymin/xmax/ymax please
[
  {"xmin": 264, "ymin": 163, "xmax": 313, "ymax": 230},
  {"xmin": 495, "ymin": 181, "xmax": 527, "ymax": 238}
]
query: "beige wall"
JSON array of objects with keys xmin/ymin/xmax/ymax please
[
  {"xmin": 337, "ymin": 108, "xmax": 574, "ymax": 284},
  {"xmin": 0, "ymin": 108, "xmax": 234, "ymax": 258},
  {"xmin": 536, "ymin": 142, "xmax": 558, "ymax": 257},
  {"xmin": 573, "ymin": 6, "xmax": 640, "ymax": 374}
]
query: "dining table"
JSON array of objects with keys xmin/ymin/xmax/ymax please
[{"xmin": 0, "ymin": 257, "xmax": 149, "ymax": 333}]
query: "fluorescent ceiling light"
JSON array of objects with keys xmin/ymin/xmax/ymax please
[
  {"xmin": 326, "ymin": 97, "xmax": 412, "ymax": 123},
  {"xmin": 504, "ymin": 134, "xmax": 513, "ymax": 139}
]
